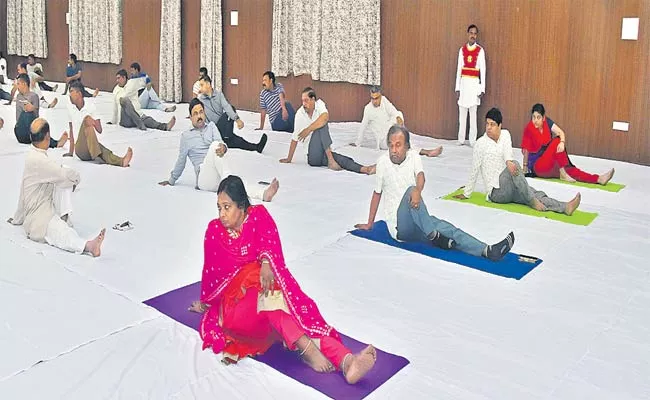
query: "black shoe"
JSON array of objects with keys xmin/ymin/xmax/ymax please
[
  {"xmin": 485, "ymin": 232, "xmax": 515, "ymax": 261},
  {"xmin": 428, "ymin": 231, "xmax": 456, "ymax": 250},
  {"xmin": 257, "ymin": 134, "xmax": 268, "ymax": 153}
]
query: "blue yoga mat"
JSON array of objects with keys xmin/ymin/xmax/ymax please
[
  {"xmin": 145, "ymin": 282, "xmax": 410, "ymax": 400},
  {"xmin": 350, "ymin": 221, "xmax": 542, "ymax": 280}
]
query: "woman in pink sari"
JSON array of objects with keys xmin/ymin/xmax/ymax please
[{"xmin": 190, "ymin": 175, "xmax": 376, "ymax": 384}]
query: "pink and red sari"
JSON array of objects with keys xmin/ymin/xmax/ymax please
[{"xmin": 199, "ymin": 205, "xmax": 341, "ymax": 361}]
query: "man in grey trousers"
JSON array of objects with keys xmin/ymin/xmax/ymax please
[
  {"xmin": 280, "ymin": 87, "xmax": 376, "ymax": 175},
  {"xmin": 455, "ymin": 107, "xmax": 581, "ymax": 215}
]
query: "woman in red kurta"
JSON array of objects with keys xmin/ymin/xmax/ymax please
[
  {"xmin": 521, "ymin": 103, "xmax": 614, "ymax": 184},
  {"xmin": 189, "ymin": 175, "xmax": 376, "ymax": 384}
]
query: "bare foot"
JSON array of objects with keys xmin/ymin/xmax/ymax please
[
  {"xmin": 361, "ymin": 164, "xmax": 377, "ymax": 175},
  {"xmin": 262, "ymin": 178, "xmax": 279, "ymax": 202},
  {"xmin": 122, "ymin": 147, "xmax": 133, "ymax": 167},
  {"xmin": 559, "ymin": 168, "xmax": 576, "ymax": 182},
  {"xmin": 0, "ymin": 118, "xmax": 5, "ymax": 130},
  {"xmin": 165, "ymin": 105, "xmax": 176, "ymax": 112},
  {"xmin": 52, "ymin": 84, "xmax": 59, "ymax": 92},
  {"xmin": 48, "ymin": 98, "xmax": 58, "ymax": 108},
  {"xmin": 531, "ymin": 197, "xmax": 547, "ymax": 211},
  {"xmin": 565, "ymin": 192, "xmax": 581, "ymax": 215},
  {"xmin": 328, "ymin": 159, "xmax": 342, "ymax": 171},
  {"xmin": 57, "ymin": 132, "xmax": 69, "ymax": 148},
  {"xmin": 92, "ymin": 88, "xmax": 100, "ymax": 97},
  {"xmin": 421, "ymin": 146, "xmax": 443, "ymax": 157},
  {"xmin": 343, "ymin": 345, "xmax": 377, "ymax": 384},
  {"xmin": 597, "ymin": 168, "xmax": 614, "ymax": 185},
  {"xmin": 84, "ymin": 228, "xmax": 106, "ymax": 257},
  {"xmin": 297, "ymin": 336, "xmax": 334, "ymax": 373},
  {"xmin": 166, "ymin": 116, "xmax": 176, "ymax": 131}
]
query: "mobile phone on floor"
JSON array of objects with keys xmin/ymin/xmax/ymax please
[{"xmin": 258, "ymin": 181, "xmax": 271, "ymax": 185}]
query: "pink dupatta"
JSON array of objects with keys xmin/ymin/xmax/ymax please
[{"xmin": 198, "ymin": 205, "xmax": 340, "ymax": 353}]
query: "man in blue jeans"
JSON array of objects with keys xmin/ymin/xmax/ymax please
[{"xmin": 355, "ymin": 125, "xmax": 514, "ymax": 261}]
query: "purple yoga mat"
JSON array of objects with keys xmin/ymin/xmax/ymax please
[{"xmin": 145, "ymin": 282, "xmax": 410, "ymax": 400}]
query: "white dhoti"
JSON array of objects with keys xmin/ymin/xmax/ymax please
[
  {"xmin": 457, "ymin": 77, "xmax": 482, "ymax": 146},
  {"xmin": 197, "ymin": 142, "xmax": 266, "ymax": 200},
  {"xmin": 44, "ymin": 187, "xmax": 86, "ymax": 253}
]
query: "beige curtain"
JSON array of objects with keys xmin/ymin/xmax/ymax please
[
  {"xmin": 69, "ymin": 0, "xmax": 123, "ymax": 64},
  {"xmin": 159, "ymin": 0, "xmax": 182, "ymax": 102},
  {"xmin": 272, "ymin": 0, "xmax": 381, "ymax": 85},
  {"xmin": 6, "ymin": 0, "xmax": 48, "ymax": 57},
  {"xmin": 200, "ymin": 0, "xmax": 222, "ymax": 91}
]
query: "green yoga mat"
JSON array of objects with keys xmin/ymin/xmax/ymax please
[
  {"xmin": 533, "ymin": 178, "xmax": 625, "ymax": 193},
  {"xmin": 442, "ymin": 189, "xmax": 598, "ymax": 226}
]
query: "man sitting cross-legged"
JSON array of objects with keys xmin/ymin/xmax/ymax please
[
  {"xmin": 355, "ymin": 125, "xmax": 515, "ymax": 261},
  {"xmin": 454, "ymin": 108, "xmax": 581, "ymax": 215},
  {"xmin": 280, "ymin": 87, "xmax": 376, "ymax": 175},
  {"xmin": 66, "ymin": 81, "xmax": 133, "ymax": 167},
  {"xmin": 8, "ymin": 118, "xmax": 105, "ymax": 256},
  {"xmin": 158, "ymin": 98, "xmax": 279, "ymax": 202}
]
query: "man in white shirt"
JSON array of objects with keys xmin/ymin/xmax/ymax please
[
  {"xmin": 27, "ymin": 54, "xmax": 57, "ymax": 93},
  {"xmin": 455, "ymin": 108, "xmax": 581, "ymax": 215},
  {"xmin": 67, "ymin": 81, "xmax": 133, "ymax": 167},
  {"xmin": 111, "ymin": 69, "xmax": 176, "ymax": 131},
  {"xmin": 8, "ymin": 118, "xmax": 105, "ymax": 256},
  {"xmin": 351, "ymin": 85, "xmax": 442, "ymax": 157},
  {"xmin": 455, "ymin": 24, "xmax": 486, "ymax": 146},
  {"xmin": 280, "ymin": 87, "xmax": 375, "ymax": 174},
  {"xmin": 158, "ymin": 98, "xmax": 279, "ymax": 201},
  {"xmin": 355, "ymin": 125, "xmax": 515, "ymax": 261}
]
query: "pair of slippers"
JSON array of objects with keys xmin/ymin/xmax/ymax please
[{"xmin": 112, "ymin": 221, "xmax": 134, "ymax": 231}]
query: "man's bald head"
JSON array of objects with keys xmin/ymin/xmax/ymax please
[{"xmin": 30, "ymin": 117, "xmax": 50, "ymax": 144}]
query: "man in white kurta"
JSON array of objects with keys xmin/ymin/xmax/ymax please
[
  {"xmin": 8, "ymin": 118, "xmax": 105, "ymax": 256},
  {"xmin": 455, "ymin": 24, "xmax": 486, "ymax": 146}
]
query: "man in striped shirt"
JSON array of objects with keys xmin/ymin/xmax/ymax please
[{"xmin": 256, "ymin": 71, "xmax": 295, "ymax": 133}]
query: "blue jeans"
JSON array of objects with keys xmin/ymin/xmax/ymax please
[
  {"xmin": 270, "ymin": 102, "xmax": 295, "ymax": 133},
  {"xmin": 139, "ymin": 87, "xmax": 166, "ymax": 111},
  {"xmin": 396, "ymin": 186, "xmax": 486, "ymax": 257}
]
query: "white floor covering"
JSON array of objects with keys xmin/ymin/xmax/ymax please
[{"xmin": 0, "ymin": 85, "xmax": 648, "ymax": 399}]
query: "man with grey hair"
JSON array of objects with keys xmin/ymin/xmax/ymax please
[
  {"xmin": 355, "ymin": 124, "xmax": 515, "ymax": 261},
  {"xmin": 352, "ymin": 86, "xmax": 442, "ymax": 157}
]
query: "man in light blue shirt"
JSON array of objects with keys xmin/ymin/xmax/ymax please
[{"xmin": 158, "ymin": 98, "xmax": 279, "ymax": 202}]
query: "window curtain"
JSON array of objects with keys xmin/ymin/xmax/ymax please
[
  {"xmin": 69, "ymin": 0, "xmax": 123, "ymax": 64},
  {"xmin": 6, "ymin": 0, "xmax": 48, "ymax": 57},
  {"xmin": 159, "ymin": 0, "xmax": 182, "ymax": 102},
  {"xmin": 200, "ymin": 0, "xmax": 222, "ymax": 91},
  {"xmin": 272, "ymin": 0, "xmax": 381, "ymax": 85}
]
